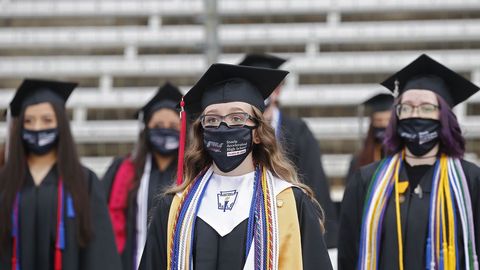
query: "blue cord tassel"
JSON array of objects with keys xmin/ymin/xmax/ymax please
[
  {"xmin": 67, "ymin": 194, "xmax": 75, "ymax": 218},
  {"xmin": 58, "ymin": 183, "xmax": 66, "ymax": 250}
]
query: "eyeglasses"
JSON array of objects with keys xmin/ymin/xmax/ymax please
[
  {"xmin": 395, "ymin": 103, "xmax": 439, "ymax": 118},
  {"xmin": 200, "ymin": 112, "xmax": 258, "ymax": 128}
]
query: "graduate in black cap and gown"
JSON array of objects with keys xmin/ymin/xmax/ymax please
[
  {"xmin": 139, "ymin": 63, "xmax": 333, "ymax": 270},
  {"xmin": 0, "ymin": 79, "xmax": 121, "ymax": 270},
  {"xmin": 345, "ymin": 93, "xmax": 394, "ymax": 183},
  {"xmin": 102, "ymin": 82, "xmax": 183, "ymax": 270},
  {"xmin": 239, "ymin": 53, "xmax": 339, "ymax": 248},
  {"xmin": 338, "ymin": 54, "xmax": 480, "ymax": 270}
]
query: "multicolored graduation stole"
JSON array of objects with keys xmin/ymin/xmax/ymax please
[
  {"xmin": 358, "ymin": 153, "xmax": 478, "ymax": 270},
  {"xmin": 167, "ymin": 165, "xmax": 280, "ymax": 270},
  {"xmin": 11, "ymin": 178, "xmax": 75, "ymax": 270}
]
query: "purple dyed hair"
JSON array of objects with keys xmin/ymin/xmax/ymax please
[{"xmin": 383, "ymin": 93, "xmax": 465, "ymax": 158}]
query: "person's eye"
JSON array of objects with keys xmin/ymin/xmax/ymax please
[
  {"xmin": 421, "ymin": 105, "xmax": 435, "ymax": 113},
  {"xmin": 401, "ymin": 105, "xmax": 411, "ymax": 113},
  {"xmin": 205, "ymin": 116, "xmax": 220, "ymax": 124},
  {"xmin": 231, "ymin": 116, "xmax": 244, "ymax": 123}
]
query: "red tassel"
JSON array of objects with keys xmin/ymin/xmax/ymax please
[
  {"xmin": 55, "ymin": 179, "xmax": 63, "ymax": 270},
  {"xmin": 11, "ymin": 237, "xmax": 16, "ymax": 270},
  {"xmin": 176, "ymin": 97, "xmax": 187, "ymax": 185},
  {"xmin": 54, "ymin": 249, "xmax": 62, "ymax": 270}
]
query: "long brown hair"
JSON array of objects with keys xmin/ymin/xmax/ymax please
[
  {"xmin": 167, "ymin": 106, "xmax": 324, "ymax": 229},
  {"xmin": 128, "ymin": 129, "xmax": 149, "ymax": 201},
  {"xmin": 356, "ymin": 123, "xmax": 383, "ymax": 170},
  {"xmin": 0, "ymin": 102, "xmax": 92, "ymax": 250}
]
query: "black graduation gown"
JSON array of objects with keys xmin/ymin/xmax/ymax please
[
  {"xmin": 345, "ymin": 156, "xmax": 358, "ymax": 185},
  {"xmin": 279, "ymin": 113, "xmax": 338, "ymax": 248},
  {"xmin": 338, "ymin": 158, "xmax": 480, "ymax": 270},
  {"xmin": 0, "ymin": 165, "xmax": 121, "ymax": 270},
  {"xmin": 139, "ymin": 187, "xmax": 333, "ymax": 270},
  {"xmin": 345, "ymin": 144, "xmax": 385, "ymax": 185},
  {"xmin": 102, "ymin": 155, "xmax": 176, "ymax": 270}
]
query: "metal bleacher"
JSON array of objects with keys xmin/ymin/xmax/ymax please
[{"xmin": 1, "ymin": 0, "xmax": 480, "ymax": 202}]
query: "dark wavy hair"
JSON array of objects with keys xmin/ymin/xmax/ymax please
[
  {"xmin": 383, "ymin": 93, "xmax": 465, "ymax": 158},
  {"xmin": 0, "ymin": 102, "xmax": 92, "ymax": 251}
]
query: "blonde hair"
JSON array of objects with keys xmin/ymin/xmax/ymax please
[{"xmin": 166, "ymin": 106, "xmax": 324, "ymax": 230}]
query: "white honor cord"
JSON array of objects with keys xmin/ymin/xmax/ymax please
[{"xmin": 135, "ymin": 153, "xmax": 152, "ymax": 269}]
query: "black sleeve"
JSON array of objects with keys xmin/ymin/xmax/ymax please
[
  {"xmin": 295, "ymin": 120, "xmax": 338, "ymax": 248},
  {"xmin": 463, "ymin": 160, "xmax": 480, "ymax": 260},
  {"xmin": 293, "ymin": 188, "xmax": 333, "ymax": 270},
  {"xmin": 81, "ymin": 169, "xmax": 122, "ymax": 270},
  {"xmin": 345, "ymin": 156, "xmax": 358, "ymax": 185},
  {"xmin": 138, "ymin": 194, "xmax": 174, "ymax": 270},
  {"xmin": 337, "ymin": 169, "xmax": 366, "ymax": 270},
  {"xmin": 100, "ymin": 157, "xmax": 125, "ymax": 201},
  {"xmin": 474, "ymin": 174, "xmax": 480, "ymax": 265}
]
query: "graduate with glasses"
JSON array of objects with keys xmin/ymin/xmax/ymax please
[
  {"xmin": 0, "ymin": 79, "xmax": 120, "ymax": 270},
  {"xmin": 139, "ymin": 63, "xmax": 333, "ymax": 270},
  {"xmin": 338, "ymin": 54, "xmax": 480, "ymax": 270}
]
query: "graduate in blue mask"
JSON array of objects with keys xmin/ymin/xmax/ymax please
[
  {"xmin": 101, "ymin": 82, "xmax": 183, "ymax": 270},
  {"xmin": 0, "ymin": 78, "xmax": 120, "ymax": 270}
]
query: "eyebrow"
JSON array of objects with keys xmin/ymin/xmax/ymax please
[
  {"xmin": 400, "ymin": 100, "xmax": 438, "ymax": 105},
  {"xmin": 204, "ymin": 109, "xmax": 219, "ymax": 114},
  {"xmin": 228, "ymin": 107, "xmax": 247, "ymax": 113},
  {"xmin": 204, "ymin": 107, "xmax": 247, "ymax": 115}
]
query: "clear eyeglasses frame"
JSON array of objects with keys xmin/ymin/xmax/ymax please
[{"xmin": 200, "ymin": 112, "xmax": 258, "ymax": 128}]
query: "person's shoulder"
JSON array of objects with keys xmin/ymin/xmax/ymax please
[
  {"xmin": 80, "ymin": 166, "xmax": 103, "ymax": 191},
  {"xmin": 154, "ymin": 193, "xmax": 176, "ymax": 212},
  {"xmin": 289, "ymin": 186, "xmax": 323, "ymax": 217},
  {"xmin": 353, "ymin": 160, "xmax": 384, "ymax": 186},
  {"xmin": 106, "ymin": 156, "xmax": 129, "ymax": 172},
  {"xmin": 290, "ymin": 186, "xmax": 310, "ymax": 205},
  {"xmin": 458, "ymin": 159, "xmax": 480, "ymax": 190},
  {"xmin": 81, "ymin": 165, "xmax": 99, "ymax": 181},
  {"xmin": 281, "ymin": 113, "xmax": 307, "ymax": 130},
  {"xmin": 459, "ymin": 158, "xmax": 480, "ymax": 175}
]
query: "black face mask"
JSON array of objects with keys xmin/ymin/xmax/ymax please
[
  {"xmin": 147, "ymin": 128, "xmax": 180, "ymax": 156},
  {"xmin": 203, "ymin": 123, "xmax": 254, "ymax": 173},
  {"xmin": 22, "ymin": 128, "xmax": 59, "ymax": 155},
  {"xmin": 397, "ymin": 118, "xmax": 441, "ymax": 156},
  {"xmin": 372, "ymin": 127, "xmax": 386, "ymax": 143}
]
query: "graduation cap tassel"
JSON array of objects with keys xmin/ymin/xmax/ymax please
[
  {"xmin": 176, "ymin": 97, "xmax": 187, "ymax": 185},
  {"xmin": 393, "ymin": 79, "xmax": 400, "ymax": 98}
]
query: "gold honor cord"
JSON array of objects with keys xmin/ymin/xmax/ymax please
[{"xmin": 394, "ymin": 151, "xmax": 405, "ymax": 270}]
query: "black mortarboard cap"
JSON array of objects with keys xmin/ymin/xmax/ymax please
[
  {"xmin": 136, "ymin": 82, "xmax": 183, "ymax": 121},
  {"xmin": 183, "ymin": 63, "xmax": 288, "ymax": 114},
  {"xmin": 381, "ymin": 54, "xmax": 479, "ymax": 107},
  {"xmin": 363, "ymin": 93, "xmax": 394, "ymax": 113},
  {"xmin": 9, "ymin": 78, "xmax": 77, "ymax": 117},
  {"xmin": 238, "ymin": 53, "xmax": 287, "ymax": 69}
]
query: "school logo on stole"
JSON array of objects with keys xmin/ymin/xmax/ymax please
[{"xmin": 217, "ymin": 190, "xmax": 238, "ymax": 212}]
